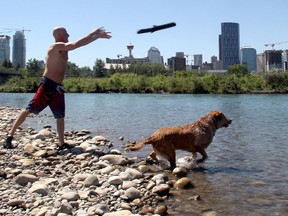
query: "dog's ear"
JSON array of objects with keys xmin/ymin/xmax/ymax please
[{"xmin": 214, "ymin": 112, "xmax": 223, "ymax": 121}]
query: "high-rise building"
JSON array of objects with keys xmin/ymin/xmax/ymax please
[
  {"xmin": 167, "ymin": 52, "xmax": 186, "ymax": 72},
  {"xmin": 240, "ymin": 46, "xmax": 257, "ymax": 72},
  {"xmin": 219, "ymin": 22, "xmax": 240, "ymax": 69},
  {"xmin": 0, "ymin": 35, "xmax": 11, "ymax": 63},
  {"xmin": 13, "ymin": 31, "xmax": 26, "ymax": 67},
  {"xmin": 193, "ymin": 54, "xmax": 203, "ymax": 67},
  {"xmin": 148, "ymin": 47, "xmax": 162, "ymax": 63},
  {"xmin": 264, "ymin": 50, "xmax": 283, "ymax": 71}
]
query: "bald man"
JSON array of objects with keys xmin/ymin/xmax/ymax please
[{"xmin": 4, "ymin": 27, "xmax": 111, "ymax": 150}]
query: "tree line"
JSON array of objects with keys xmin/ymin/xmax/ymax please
[{"xmin": 1, "ymin": 58, "xmax": 288, "ymax": 94}]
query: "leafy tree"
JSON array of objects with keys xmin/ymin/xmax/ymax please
[
  {"xmin": 66, "ymin": 61, "xmax": 80, "ymax": 77},
  {"xmin": 93, "ymin": 58, "xmax": 106, "ymax": 77},
  {"xmin": 79, "ymin": 66, "xmax": 92, "ymax": 77},
  {"xmin": 26, "ymin": 58, "xmax": 42, "ymax": 76},
  {"xmin": 2, "ymin": 59, "xmax": 13, "ymax": 68},
  {"xmin": 228, "ymin": 64, "xmax": 249, "ymax": 76}
]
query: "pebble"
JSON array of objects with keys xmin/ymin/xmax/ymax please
[{"xmin": 0, "ymin": 106, "xmax": 198, "ymax": 215}]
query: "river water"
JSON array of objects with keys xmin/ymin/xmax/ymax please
[{"xmin": 0, "ymin": 93, "xmax": 287, "ymax": 215}]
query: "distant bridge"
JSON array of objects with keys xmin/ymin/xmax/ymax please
[{"xmin": 0, "ymin": 71, "xmax": 21, "ymax": 84}]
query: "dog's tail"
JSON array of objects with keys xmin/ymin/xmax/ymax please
[{"xmin": 129, "ymin": 137, "xmax": 152, "ymax": 151}]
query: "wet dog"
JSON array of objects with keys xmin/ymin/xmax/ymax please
[{"xmin": 129, "ymin": 110, "xmax": 232, "ymax": 169}]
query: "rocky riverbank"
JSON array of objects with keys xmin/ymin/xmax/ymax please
[{"xmin": 0, "ymin": 107, "xmax": 198, "ymax": 216}]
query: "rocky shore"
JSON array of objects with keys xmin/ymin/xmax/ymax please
[{"xmin": 0, "ymin": 107, "xmax": 199, "ymax": 216}]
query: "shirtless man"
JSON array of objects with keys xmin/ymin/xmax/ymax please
[{"xmin": 4, "ymin": 27, "xmax": 111, "ymax": 150}]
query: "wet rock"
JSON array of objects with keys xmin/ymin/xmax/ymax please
[
  {"xmin": 152, "ymin": 184, "xmax": 170, "ymax": 196},
  {"xmin": 93, "ymin": 135, "xmax": 108, "ymax": 142},
  {"xmin": 174, "ymin": 177, "xmax": 194, "ymax": 189},
  {"xmin": 172, "ymin": 166, "xmax": 188, "ymax": 177},
  {"xmin": 154, "ymin": 205, "xmax": 168, "ymax": 216}
]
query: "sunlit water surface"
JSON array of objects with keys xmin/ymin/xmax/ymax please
[{"xmin": 1, "ymin": 93, "xmax": 287, "ymax": 215}]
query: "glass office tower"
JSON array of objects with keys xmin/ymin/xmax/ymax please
[
  {"xmin": 13, "ymin": 31, "xmax": 26, "ymax": 68},
  {"xmin": 219, "ymin": 22, "xmax": 240, "ymax": 69}
]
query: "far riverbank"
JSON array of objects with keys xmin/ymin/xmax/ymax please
[{"xmin": 1, "ymin": 71, "xmax": 288, "ymax": 94}]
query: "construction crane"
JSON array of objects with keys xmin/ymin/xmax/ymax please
[
  {"xmin": 3, "ymin": 28, "xmax": 31, "ymax": 34},
  {"xmin": 0, "ymin": 31, "xmax": 12, "ymax": 34},
  {"xmin": 264, "ymin": 41, "xmax": 288, "ymax": 50},
  {"xmin": 185, "ymin": 54, "xmax": 193, "ymax": 65}
]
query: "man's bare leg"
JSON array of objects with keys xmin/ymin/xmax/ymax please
[
  {"xmin": 56, "ymin": 117, "xmax": 71, "ymax": 150},
  {"xmin": 4, "ymin": 109, "xmax": 30, "ymax": 149},
  {"xmin": 56, "ymin": 117, "xmax": 65, "ymax": 145}
]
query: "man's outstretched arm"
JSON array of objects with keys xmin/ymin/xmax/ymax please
[{"xmin": 53, "ymin": 27, "xmax": 111, "ymax": 51}]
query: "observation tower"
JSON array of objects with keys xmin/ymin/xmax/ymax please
[{"xmin": 127, "ymin": 43, "xmax": 134, "ymax": 58}]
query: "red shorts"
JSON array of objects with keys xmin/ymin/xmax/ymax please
[{"xmin": 26, "ymin": 77, "xmax": 65, "ymax": 119}]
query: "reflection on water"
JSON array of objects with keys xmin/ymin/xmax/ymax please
[{"xmin": 0, "ymin": 93, "xmax": 288, "ymax": 215}]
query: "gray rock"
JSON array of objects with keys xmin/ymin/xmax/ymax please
[
  {"xmin": 84, "ymin": 175, "xmax": 100, "ymax": 187},
  {"xmin": 61, "ymin": 192, "xmax": 80, "ymax": 201},
  {"xmin": 7, "ymin": 199, "xmax": 25, "ymax": 207},
  {"xmin": 122, "ymin": 181, "xmax": 137, "ymax": 189},
  {"xmin": 92, "ymin": 135, "xmax": 108, "ymax": 142},
  {"xmin": 100, "ymin": 154, "xmax": 129, "ymax": 165},
  {"xmin": 59, "ymin": 200, "xmax": 73, "ymax": 214},
  {"xmin": 124, "ymin": 187, "xmax": 141, "ymax": 200},
  {"xmin": 152, "ymin": 184, "xmax": 170, "ymax": 196},
  {"xmin": 108, "ymin": 176, "xmax": 123, "ymax": 185},
  {"xmin": 103, "ymin": 210, "xmax": 133, "ymax": 216},
  {"xmin": 15, "ymin": 174, "xmax": 39, "ymax": 186},
  {"xmin": 125, "ymin": 168, "xmax": 143, "ymax": 179},
  {"xmin": 27, "ymin": 183, "xmax": 49, "ymax": 196}
]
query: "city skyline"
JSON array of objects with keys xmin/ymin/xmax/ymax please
[{"xmin": 1, "ymin": 0, "xmax": 288, "ymax": 68}]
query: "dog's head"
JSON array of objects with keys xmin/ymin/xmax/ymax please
[{"xmin": 209, "ymin": 110, "xmax": 232, "ymax": 129}]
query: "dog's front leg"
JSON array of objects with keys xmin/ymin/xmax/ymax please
[{"xmin": 196, "ymin": 148, "xmax": 208, "ymax": 163}]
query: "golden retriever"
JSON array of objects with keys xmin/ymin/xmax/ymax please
[{"xmin": 130, "ymin": 110, "xmax": 232, "ymax": 169}]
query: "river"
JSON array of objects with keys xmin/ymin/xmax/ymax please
[{"xmin": 0, "ymin": 93, "xmax": 287, "ymax": 215}]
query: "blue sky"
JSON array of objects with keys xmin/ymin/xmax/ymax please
[{"xmin": 1, "ymin": 0, "xmax": 288, "ymax": 68}]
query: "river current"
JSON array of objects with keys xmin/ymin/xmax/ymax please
[{"xmin": 0, "ymin": 93, "xmax": 287, "ymax": 215}]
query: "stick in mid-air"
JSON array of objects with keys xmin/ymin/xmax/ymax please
[{"xmin": 137, "ymin": 22, "xmax": 176, "ymax": 34}]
